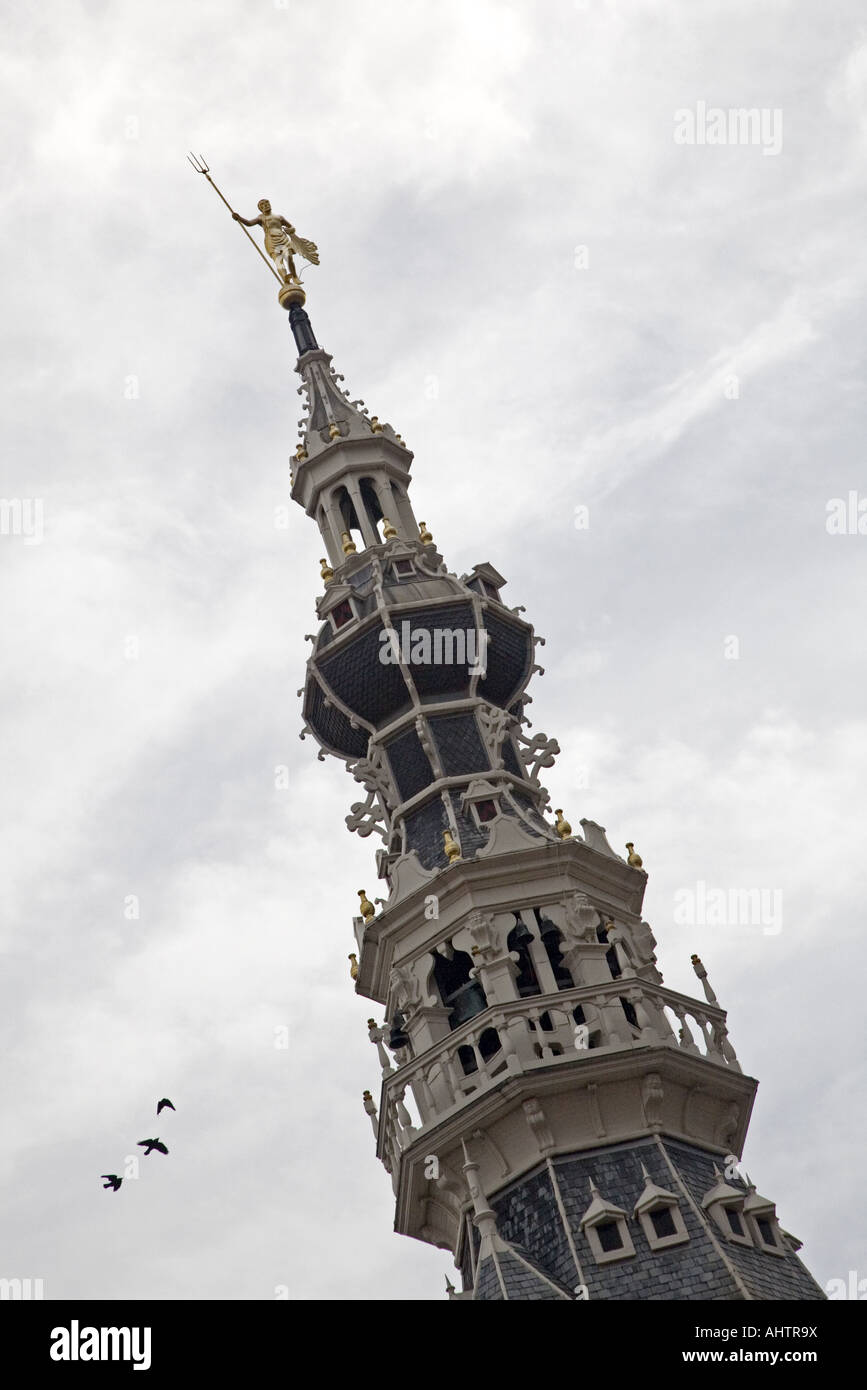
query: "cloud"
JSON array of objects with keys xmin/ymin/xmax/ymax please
[{"xmin": 1, "ymin": 0, "xmax": 864, "ymax": 1301}]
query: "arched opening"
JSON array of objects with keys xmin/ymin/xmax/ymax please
[
  {"xmin": 431, "ymin": 946, "xmax": 487, "ymax": 1030},
  {"xmin": 535, "ymin": 911, "xmax": 574, "ymax": 989},
  {"xmin": 507, "ymin": 917, "xmax": 541, "ymax": 997},
  {"xmin": 597, "ymin": 922, "xmax": 621, "ymax": 979},
  {"xmin": 335, "ymin": 485, "xmax": 363, "ymax": 553},
  {"xmin": 359, "ymin": 477, "xmax": 384, "ymax": 543}
]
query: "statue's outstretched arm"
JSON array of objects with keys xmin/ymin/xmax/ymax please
[{"xmin": 232, "ymin": 212, "xmax": 261, "ymax": 227}]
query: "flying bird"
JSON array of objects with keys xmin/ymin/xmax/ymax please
[
  {"xmin": 156, "ymin": 1098, "xmax": 175, "ymax": 1115},
  {"xmin": 100, "ymin": 1174, "xmax": 122, "ymax": 1191},
  {"xmin": 137, "ymin": 1138, "xmax": 169, "ymax": 1156}
]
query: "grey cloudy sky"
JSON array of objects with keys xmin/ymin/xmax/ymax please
[{"xmin": 1, "ymin": 0, "xmax": 865, "ymax": 1300}]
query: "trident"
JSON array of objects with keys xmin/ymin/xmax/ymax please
[{"xmin": 187, "ymin": 153, "xmax": 283, "ymax": 285}]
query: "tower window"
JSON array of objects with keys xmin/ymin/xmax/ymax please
[
  {"xmin": 475, "ymin": 799, "xmax": 497, "ymax": 822},
  {"xmin": 393, "ymin": 559, "xmax": 415, "ymax": 578},
  {"xmin": 650, "ymin": 1207, "xmax": 677, "ymax": 1240},
  {"xmin": 726, "ymin": 1208, "xmax": 745, "ymax": 1237},
  {"xmin": 756, "ymin": 1217, "xmax": 775, "ymax": 1246},
  {"xmin": 331, "ymin": 599, "xmax": 355, "ymax": 630},
  {"xmin": 596, "ymin": 1221, "xmax": 623, "ymax": 1253}
]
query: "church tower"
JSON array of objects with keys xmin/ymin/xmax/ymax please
[{"xmin": 278, "ymin": 277, "xmax": 824, "ymax": 1301}]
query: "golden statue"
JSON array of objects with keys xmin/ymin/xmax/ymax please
[{"xmin": 232, "ymin": 199, "xmax": 319, "ymax": 283}]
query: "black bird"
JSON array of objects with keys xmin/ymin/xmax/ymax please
[
  {"xmin": 100, "ymin": 1175, "xmax": 122, "ymax": 1191},
  {"xmin": 137, "ymin": 1138, "xmax": 169, "ymax": 1156},
  {"xmin": 156, "ymin": 1098, "xmax": 175, "ymax": 1115}
]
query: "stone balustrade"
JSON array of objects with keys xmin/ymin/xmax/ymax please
[{"xmin": 373, "ymin": 979, "xmax": 741, "ymax": 1170}]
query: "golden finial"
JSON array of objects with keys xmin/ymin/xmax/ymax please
[
  {"xmin": 369, "ymin": 416, "xmax": 383, "ymax": 433},
  {"xmin": 395, "ymin": 434, "xmax": 405, "ymax": 445},
  {"xmin": 320, "ymin": 557, "xmax": 334, "ymax": 583},
  {"xmin": 419, "ymin": 521, "xmax": 434, "ymax": 545},
  {"xmin": 604, "ymin": 919, "xmax": 616, "ymax": 935},
  {"xmin": 328, "ymin": 422, "xmax": 341, "ymax": 441},
  {"xmin": 341, "ymin": 531, "xmax": 357, "ymax": 555},
  {"xmin": 362, "ymin": 1089, "xmax": 373, "ymax": 1104},
  {"xmin": 367, "ymin": 1018, "xmax": 377, "ymax": 1031},
  {"xmin": 295, "ymin": 444, "xmax": 307, "ymax": 462},
  {"xmin": 443, "ymin": 829, "xmax": 461, "ymax": 863},
  {"xmin": 382, "ymin": 517, "xmax": 398, "ymax": 540},
  {"xmin": 358, "ymin": 889, "xmax": 375, "ymax": 922},
  {"xmin": 554, "ymin": 808, "xmax": 572, "ymax": 840},
  {"xmin": 348, "ymin": 952, "xmax": 359, "ymax": 980},
  {"xmin": 626, "ymin": 842, "xmax": 644, "ymax": 869}
]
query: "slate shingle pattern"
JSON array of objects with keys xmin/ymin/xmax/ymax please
[{"xmin": 468, "ymin": 1138, "xmax": 825, "ymax": 1301}]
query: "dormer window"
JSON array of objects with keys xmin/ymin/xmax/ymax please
[
  {"xmin": 701, "ymin": 1171, "xmax": 753, "ymax": 1247},
  {"xmin": 392, "ymin": 558, "xmax": 415, "ymax": 579},
  {"xmin": 756, "ymin": 1216, "xmax": 775, "ymax": 1245},
  {"xmin": 483, "ymin": 581, "xmax": 500, "ymax": 600},
  {"xmin": 633, "ymin": 1167, "xmax": 689, "ymax": 1251},
  {"xmin": 579, "ymin": 1180, "xmax": 635, "ymax": 1265},
  {"xmin": 331, "ymin": 599, "xmax": 355, "ymax": 631},
  {"xmin": 744, "ymin": 1185, "xmax": 786, "ymax": 1255},
  {"xmin": 460, "ymin": 777, "xmax": 503, "ymax": 830}
]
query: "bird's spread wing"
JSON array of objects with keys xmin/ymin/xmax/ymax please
[
  {"xmin": 157, "ymin": 1098, "xmax": 175, "ymax": 1113},
  {"xmin": 155, "ymin": 1142, "xmax": 169, "ymax": 1154},
  {"xmin": 289, "ymin": 232, "xmax": 319, "ymax": 265}
]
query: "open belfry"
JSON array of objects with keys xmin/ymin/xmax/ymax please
[{"xmin": 193, "ymin": 165, "xmax": 826, "ymax": 1300}]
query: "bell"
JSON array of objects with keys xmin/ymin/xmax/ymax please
[
  {"xmin": 447, "ymin": 979, "xmax": 488, "ymax": 1026},
  {"xmin": 388, "ymin": 1011, "xmax": 410, "ymax": 1050},
  {"xmin": 538, "ymin": 915, "xmax": 560, "ymax": 942},
  {"xmin": 510, "ymin": 921, "xmax": 534, "ymax": 948}
]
